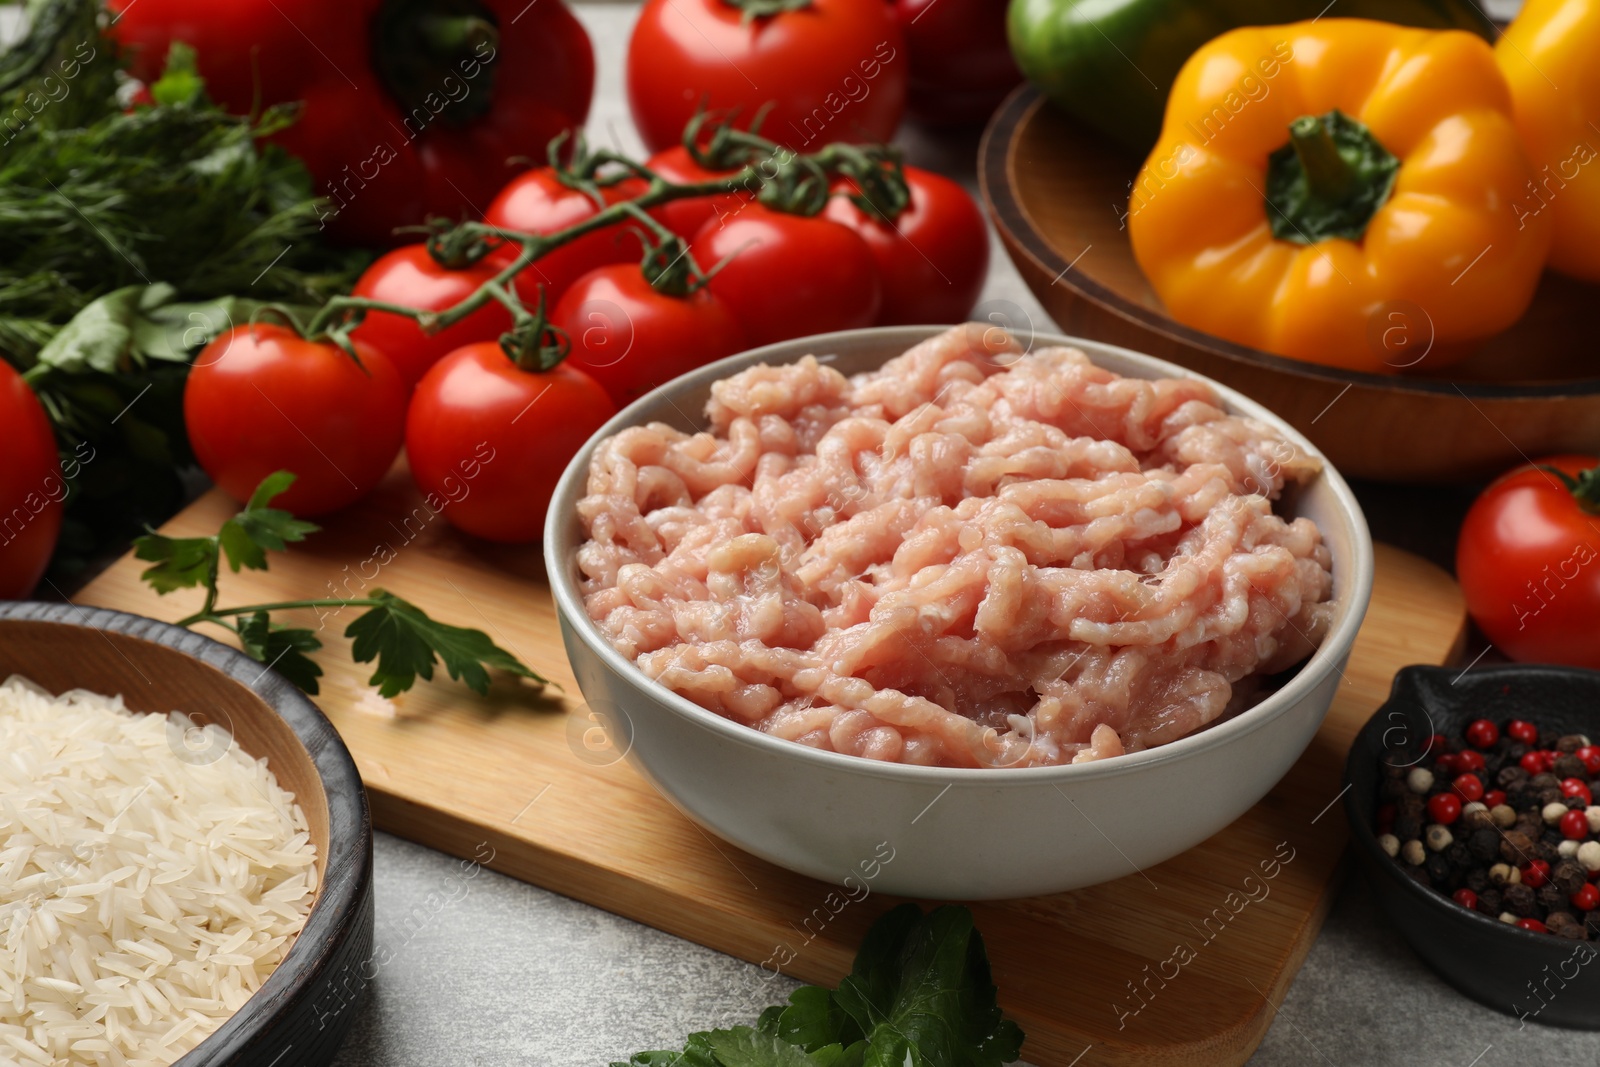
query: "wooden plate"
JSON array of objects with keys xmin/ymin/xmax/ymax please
[
  {"xmin": 0, "ymin": 602, "xmax": 374, "ymax": 1067},
  {"xmin": 979, "ymin": 85, "xmax": 1600, "ymax": 483}
]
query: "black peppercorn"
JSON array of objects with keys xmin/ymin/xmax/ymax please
[
  {"xmin": 1505, "ymin": 882, "xmax": 1538, "ymax": 917},
  {"xmin": 1498, "ymin": 765, "xmax": 1530, "ymax": 789},
  {"xmin": 1554, "ymin": 860, "xmax": 1586, "ymax": 895},
  {"xmin": 1502, "ymin": 830, "xmax": 1538, "ymax": 865},
  {"xmin": 1538, "ymin": 882, "xmax": 1566, "ymax": 909},
  {"xmin": 1466, "ymin": 867, "xmax": 1491, "ymax": 893},
  {"xmin": 1557, "ymin": 735, "xmax": 1586, "ymax": 754},
  {"xmin": 1404, "ymin": 864, "xmax": 1432, "ymax": 888},
  {"xmin": 1394, "ymin": 814, "xmax": 1423, "ymax": 841},
  {"xmin": 1469, "ymin": 828, "xmax": 1502, "ymax": 863},
  {"xmin": 1479, "ymin": 886, "xmax": 1504, "ymax": 915},
  {"xmin": 1536, "ymin": 841, "xmax": 1563, "ymax": 866},
  {"xmin": 1532, "ymin": 772, "xmax": 1562, "ymax": 790},
  {"xmin": 1554, "ymin": 754, "xmax": 1587, "ymax": 779},
  {"xmin": 1379, "ymin": 777, "xmax": 1408, "ymax": 803},
  {"xmin": 1426, "ymin": 852, "xmax": 1452, "ymax": 885},
  {"xmin": 1447, "ymin": 841, "xmax": 1474, "ymax": 871}
]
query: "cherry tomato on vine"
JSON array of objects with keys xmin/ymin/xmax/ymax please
[
  {"xmin": 645, "ymin": 145, "xmax": 754, "ymax": 240},
  {"xmin": 1456, "ymin": 455, "xmax": 1600, "ymax": 669},
  {"xmin": 406, "ymin": 343, "xmax": 616, "ymax": 543},
  {"xmin": 822, "ymin": 166, "xmax": 989, "ymax": 325},
  {"xmin": 484, "ymin": 168, "xmax": 648, "ymax": 308},
  {"xmin": 626, "ymin": 0, "xmax": 907, "ymax": 153},
  {"xmin": 689, "ymin": 204, "xmax": 881, "ymax": 348},
  {"xmin": 185, "ymin": 324, "xmax": 408, "ymax": 517},
  {"xmin": 349, "ymin": 244, "xmax": 515, "ymax": 388},
  {"xmin": 552, "ymin": 264, "xmax": 747, "ymax": 407},
  {"xmin": 0, "ymin": 361, "xmax": 63, "ymax": 599}
]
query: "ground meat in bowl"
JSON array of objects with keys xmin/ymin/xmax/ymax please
[{"xmin": 575, "ymin": 325, "xmax": 1334, "ymax": 768}]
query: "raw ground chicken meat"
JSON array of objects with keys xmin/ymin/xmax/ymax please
[{"xmin": 576, "ymin": 325, "xmax": 1334, "ymax": 768}]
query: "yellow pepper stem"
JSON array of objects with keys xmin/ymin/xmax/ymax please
[
  {"xmin": 1265, "ymin": 108, "xmax": 1400, "ymax": 244},
  {"xmin": 1288, "ymin": 115, "xmax": 1354, "ymax": 202}
]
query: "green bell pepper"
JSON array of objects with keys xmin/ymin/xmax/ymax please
[{"xmin": 1007, "ymin": 0, "xmax": 1497, "ymax": 154}]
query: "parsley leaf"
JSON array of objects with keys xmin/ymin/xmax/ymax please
[
  {"xmin": 220, "ymin": 471, "xmax": 319, "ymax": 572},
  {"xmin": 345, "ymin": 590, "xmax": 548, "ymax": 698},
  {"xmin": 237, "ymin": 611, "xmax": 324, "ymax": 694},
  {"xmin": 132, "ymin": 532, "xmax": 218, "ymax": 594},
  {"xmin": 614, "ymin": 907, "xmax": 1023, "ymax": 1067}
]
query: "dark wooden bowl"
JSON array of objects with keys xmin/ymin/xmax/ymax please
[
  {"xmin": 0, "ymin": 601, "xmax": 374, "ymax": 1067},
  {"xmin": 1344, "ymin": 664, "xmax": 1600, "ymax": 1027},
  {"xmin": 979, "ymin": 85, "xmax": 1600, "ymax": 484}
]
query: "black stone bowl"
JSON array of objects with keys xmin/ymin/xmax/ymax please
[
  {"xmin": 1344, "ymin": 663, "xmax": 1600, "ymax": 1029},
  {"xmin": 0, "ymin": 602, "xmax": 374, "ymax": 1065}
]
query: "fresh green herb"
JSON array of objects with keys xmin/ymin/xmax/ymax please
[
  {"xmin": 0, "ymin": 0, "xmax": 367, "ymax": 578},
  {"xmin": 613, "ymin": 906, "xmax": 1023, "ymax": 1067},
  {"xmin": 132, "ymin": 471, "xmax": 550, "ymax": 698}
]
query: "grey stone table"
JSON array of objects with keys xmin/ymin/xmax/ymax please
[{"xmin": 332, "ymin": 4, "xmax": 1589, "ymax": 1066}]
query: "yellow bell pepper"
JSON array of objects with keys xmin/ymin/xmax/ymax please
[
  {"xmin": 1128, "ymin": 20, "xmax": 1551, "ymax": 374},
  {"xmin": 1497, "ymin": 0, "xmax": 1600, "ymax": 283}
]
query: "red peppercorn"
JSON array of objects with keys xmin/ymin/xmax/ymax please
[
  {"xmin": 1455, "ymin": 750, "xmax": 1486, "ymax": 772},
  {"xmin": 1429, "ymin": 733, "xmax": 1450, "ymax": 755},
  {"xmin": 1466, "ymin": 719, "xmax": 1500, "ymax": 749},
  {"xmin": 1561, "ymin": 810, "xmax": 1589, "ymax": 840},
  {"xmin": 1522, "ymin": 860, "xmax": 1551, "ymax": 889},
  {"xmin": 1453, "ymin": 888, "xmax": 1479, "ymax": 910},
  {"xmin": 1434, "ymin": 753, "xmax": 1458, "ymax": 776},
  {"xmin": 1508, "ymin": 719, "xmax": 1539, "ymax": 746},
  {"xmin": 1428, "ymin": 793, "xmax": 1462, "ymax": 825},
  {"xmin": 1522, "ymin": 752, "xmax": 1548, "ymax": 775},
  {"xmin": 1484, "ymin": 789, "xmax": 1507, "ymax": 809},
  {"xmin": 1562, "ymin": 778, "xmax": 1593, "ymax": 806},
  {"xmin": 1572, "ymin": 885, "xmax": 1600, "ymax": 911},
  {"xmin": 1579, "ymin": 745, "xmax": 1600, "ymax": 776},
  {"xmin": 1452, "ymin": 774, "xmax": 1485, "ymax": 802},
  {"xmin": 1517, "ymin": 918, "xmax": 1549, "ymax": 933}
]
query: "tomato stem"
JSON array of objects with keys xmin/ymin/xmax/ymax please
[
  {"xmin": 718, "ymin": 0, "xmax": 813, "ymax": 22},
  {"xmin": 1536, "ymin": 463, "xmax": 1600, "ymax": 515},
  {"xmin": 302, "ymin": 122, "xmax": 911, "ymax": 366}
]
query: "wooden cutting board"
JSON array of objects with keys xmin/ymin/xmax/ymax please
[{"xmin": 75, "ymin": 468, "xmax": 1467, "ymax": 1067}]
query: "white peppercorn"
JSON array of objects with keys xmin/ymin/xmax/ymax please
[
  {"xmin": 1544, "ymin": 801, "xmax": 1570, "ymax": 825},
  {"xmin": 1378, "ymin": 833, "xmax": 1400, "ymax": 858},
  {"xmin": 1587, "ymin": 806, "xmax": 1600, "ymax": 834},
  {"xmin": 1426, "ymin": 824, "xmax": 1454, "ymax": 852},
  {"xmin": 1560, "ymin": 839, "xmax": 1581, "ymax": 859},
  {"xmin": 1491, "ymin": 804, "xmax": 1517, "ymax": 828},
  {"xmin": 1408, "ymin": 767, "xmax": 1435, "ymax": 794},
  {"xmin": 1579, "ymin": 841, "xmax": 1600, "ymax": 872},
  {"xmin": 1402, "ymin": 839, "xmax": 1427, "ymax": 866}
]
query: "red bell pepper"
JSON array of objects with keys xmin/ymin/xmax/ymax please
[
  {"xmin": 893, "ymin": 0, "xmax": 1020, "ymax": 126},
  {"xmin": 108, "ymin": 0, "xmax": 594, "ymax": 246}
]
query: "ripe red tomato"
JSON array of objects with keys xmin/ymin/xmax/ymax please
[
  {"xmin": 484, "ymin": 168, "xmax": 648, "ymax": 308},
  {"xmin": 646, "ymin": 146, "xmax": 754, "ymax": 239},
  {"xmin": 689, "ymin": 205, "xmax": 881, "ymax": 347},
  {"xmin": 1456, "ymin": 455, "xmax": 1600, "ymax": 669},
  {"xmin": 185, "ymin": 325, "xmax": 408, "ymax": 516},
  {"xmin": 893, "ymin": 0, "xmax": 1020, "ymax": 126},
  {"xmin": 626, "ymin": 0, "xmax": 907, "ymax": 152},
  {"xmin": 552, "ymin": 265, "xmax": 747, "ymax": 407},
  {"xmin": 349, "ymin": 244, "xmax": 515, "ymax": 388},
  {"xmin": 0, "ymin": 362, "xmax": 63, "ymax": 599},
  {"xmin": 822, "ymin": 166, "xmax": 989, "ymax": 325},
  {"xmin": 406, "ymin": 344, "xmax": 616, "ymax": 542}
]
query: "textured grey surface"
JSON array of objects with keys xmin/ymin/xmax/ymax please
[{"xmin": 329, "ymin": 4, "xmax": 1595, "ymax": 1067}]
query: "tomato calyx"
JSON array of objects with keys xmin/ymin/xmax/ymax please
[
  {"xmin": 682, "ymin": 108, "xmax": 775, "ymax": 172},
  {"xmin": 372, "ymin": 0, "xmax": 501, "ymax": 126},
  {"xmin": 718, "ymin": 0, "xmax": 814, "ymax": 22},
  {"xmin": 422, "ymin": 216, "xmax": 500, "ymax": 270},
  {"xmin": 499, "ymin": 289, "xmax": 572, "ymax": 373},
  {"xmin": 1536, "ymin": 463, "xmax": 1600, "ymax": 515}
]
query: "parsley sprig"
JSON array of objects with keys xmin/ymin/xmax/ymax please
[
  {"xmin": 133, "ymin": 471, "xmax": 549, "ymax": 698},
  {"xmin": 615, "ymin": 905, "xmax": 1024, "ymax": 1067}
]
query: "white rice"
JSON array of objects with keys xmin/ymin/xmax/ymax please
[{"xmin": 0, "ymin": 676, "xmax": 318, "ymax": 1066}]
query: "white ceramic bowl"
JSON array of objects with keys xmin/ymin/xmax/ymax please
[{"xmin": 544, "ymin": 326, "xmax": 1374, "ymax": 899}]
